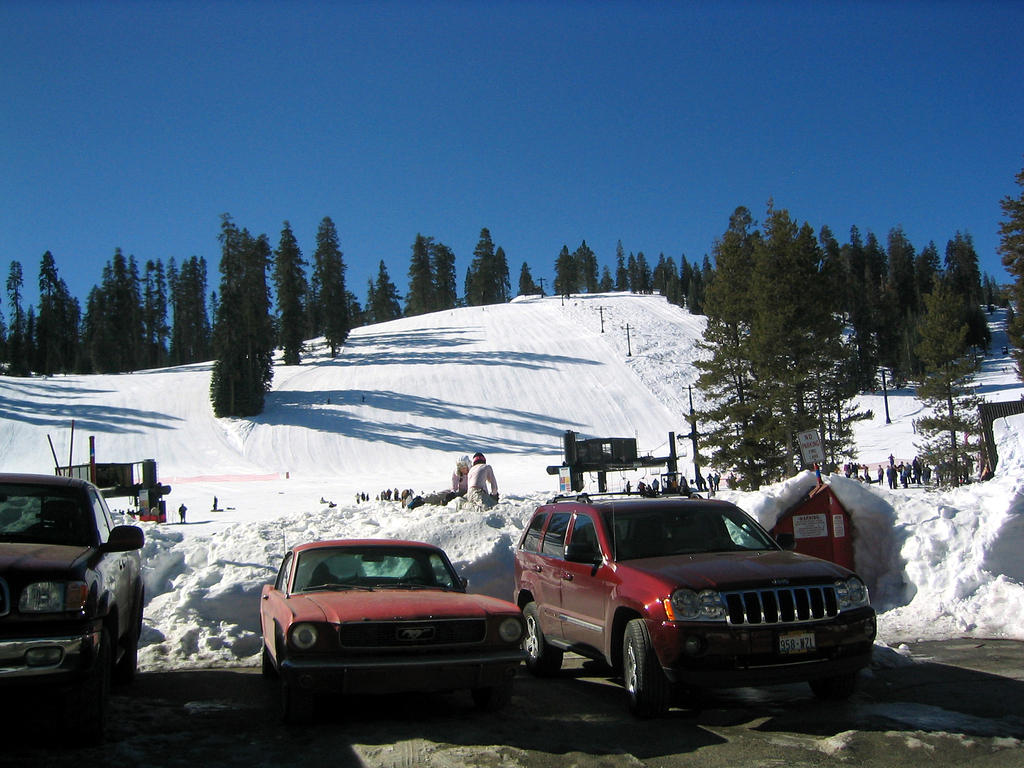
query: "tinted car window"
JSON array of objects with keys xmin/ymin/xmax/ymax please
[
  {"xmin": 541, "ymin": 512, "xmax": 571, "ymax": 557},
  {"xmin": 609, "ymin": 503, "xmax": 776, "ymax": 559},
  {"xmin": 0, "ymin": 484, "xmax": 92, "ymax": 546},
  {"xmin": 569, "ymin": 514, "xmax": 600, "ymax": 557},
  {"xmin": 521, "ymin": 511, "xmax": 547, "ymax": 553},
  {"xmin": 276, "ymin": 552, "xmax": 293, "ymax": 592},
  {"xmin": 88, "ymin": 487, "xmax": 111, "ymax": 542}
]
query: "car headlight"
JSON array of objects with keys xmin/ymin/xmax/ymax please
[
  {"xmin": 19, "ymin": 581, "xmax": 88, "ymax": 613},
  {"xmin": 835, "ymin": 577, "xmax": 870, "ymax": 610},
  {"xmin": 498, "ymin": 617, "xmax": 523, "ymax": 643},
  {"xmin": 667, "ymin": 588, "xmax": 727, "ymax": 621},
  {"xmin": 290, "ymin": 623, "xmax": 320, "ymax": 651}
]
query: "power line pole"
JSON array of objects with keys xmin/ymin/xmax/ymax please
[{"xmin": 688, "ymin": 385, "xmax": 701, "ymax": 487}]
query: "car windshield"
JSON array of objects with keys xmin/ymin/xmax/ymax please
[
  {"xmin": 606, "ymin": 503, "xmax": 777, "ymax": 560},
  {"xmin": 293, "ymin": 546, "xmax": 461, "ymax": 592},
  {"xmin": 0, "ymin": 484, "xmax": 93, "ymax": 546}
]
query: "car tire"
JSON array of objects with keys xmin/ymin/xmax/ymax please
[
  {"xmin": 523, "ymin": 602, "xmax": 563, "ymax": 676},
  {"xmin": 67, "ymin": 628, "xmax": 111, "ymax": 745},
  {"xmin": 261, "ymin": 643, "xmax": 277, "ymax": 678},
  {"xmin": 280, "ymin": 675, "xmax": 315, "ymax": 725},
  {"xmin": 113, "ymin": 592, "xmax": 143, "ymax": 686},
  {"xmin": 622, "ymin": 618, "xmax": 671, "ymax": 718},
  {"xmin": 471, "ymin": 679, "xmax": 514, "ymax": 712},
  {"xmin": 809, "ymin": 672, "xmax": 858, "ymax": 700}
]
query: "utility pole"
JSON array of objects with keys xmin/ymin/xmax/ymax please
[
  {"xmin": 598, "ymin": 306, "xmax": 605, "ymax": 333},
  {"xmin": 881, "ymin": 368, "xmax": 892, "ymax": 424},
  {"xmin": 688, "ymin": 385, "xmax": 700, "ymax": 486},
  {"xmin": 625, "ymin": 324, "xmax": 632, "ymax": 356}
]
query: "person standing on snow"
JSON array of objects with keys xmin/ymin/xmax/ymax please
[{"xmin": 466, "ymin": 452, "xmax": 499, "ymax": 508}]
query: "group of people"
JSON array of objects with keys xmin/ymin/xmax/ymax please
[
  {"xmin": 392, "ymin": 452, "xmax": 500, "ymax": 511},
  {"xmin": 842, "ymin": 455, "xmax": 935, "ymax": 488}
]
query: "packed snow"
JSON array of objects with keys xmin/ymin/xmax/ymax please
[{"xmin": 0, "ymin": 292, "xmax": 1021, "ymax": 673}]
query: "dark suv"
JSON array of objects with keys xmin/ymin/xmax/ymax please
[
  {"xmin": 514, "ymin": 494, "xmax": 876, "ymax": 716},
  {"xmin": 0, "ymin": 473, "xmax": 145, "ymax": 743}
]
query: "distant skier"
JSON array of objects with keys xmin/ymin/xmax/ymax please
[{"xmin": 178, "ymin": 503, "xmax": 187, "ymax": 524}]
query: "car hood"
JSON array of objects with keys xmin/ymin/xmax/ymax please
[
  {"xmin": 622, "ymin": 549, "xmax": 853, "ymax": 590},
  {"xmin": 0, "ymin": 542, "xmax": 91, "ymax": 573},
  {"xmin": 287, "ymin": 589, "xmax": 518, "ymax": 624}
]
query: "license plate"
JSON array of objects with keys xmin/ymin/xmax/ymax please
[{"xmin": 778, "ymin": 631, "xmax": 816, "ymax": 654}]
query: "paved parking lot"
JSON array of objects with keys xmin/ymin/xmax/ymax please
[{"xmin": 2, "ymin": 639, "xmax": 1022, "ymax": 768}]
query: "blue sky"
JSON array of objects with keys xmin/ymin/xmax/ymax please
[{"xmin": 3, "ymin": 0, "xmax": 1022, "ymax": 310}]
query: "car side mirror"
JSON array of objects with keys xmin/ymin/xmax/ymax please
[
  {"xmin": 102, "ymin": 524, "xmax": 145, "ymax": 552},
  {"xmin": 776, "ymin": 532, "xmax": 796, "ymax": 551},
  {"xmin": 565, "ymin": 542, "xmax": 602, "ymax": 565}
]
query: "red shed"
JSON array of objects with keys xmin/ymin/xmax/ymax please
[{"xmin": 772, "ymin": 482, "xmax": 855, "ymax": 571}]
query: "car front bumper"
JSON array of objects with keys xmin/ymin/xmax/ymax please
[
  {"xmin": 0, "ymin": 628, "xmax": 102, "ymax": 683},
  {"xmin": 654, "ymin": 608, "xmax": 877, "ymax": 688},
  {"xmin": 281, "ymin": 648, "xmax": 526, "ymax": 694}
]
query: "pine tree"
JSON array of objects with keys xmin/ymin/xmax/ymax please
[
  {"xmin": 614, "ymin": 241, "xmax": 628, "ymax": 291},
  {"xmin": 273, "ymin": 221, "xmax": 308, "ymax": 366},
  {"xmin": 944, "ymin": 232, "xmax": 990, "ymax": 352},
  {"xmin": 553, "ymin": 245, "xmax": 574, "ymax": 297},
  {"xmin": 368, "ymin": 261, "xmax": 401, "ymax": 323},
  {"xmin": 697, "ymin": 205, "xmax": 864, "ymax": 489},
  {"xmin": 695, "ymin": 207, "xmax": 761, "ymax": 488},
  {"xmin": 430, "ymin": 241, "xmax": 458, "ymax": 310},
  {"xmin": 141, "ymin": 259, "xmax": 169, "ymax": 369},
  {"xmin": 465, "ymin": 228, "xmax": 495, "ymax": 306},
  {"xmin": 311, "ymin": 217, "xmax": 349, "ymax": 357},
  {"xmin": 406, "ymin": 234, "xmax": 435, "ymax": 316},
  {"xmin": 518, "ymin": 262, "xmax": 540, "ymax": 296},
  {"xmin": 463, "ymin": 228, "xmax": 509, "ymax": 306},
  {"xmin": 5, "ymin": 261, "xmax": 29, "ymax": 376},
  {"xmin": 913, "ymin": 279, "xmax": 981, "ymax": 486},
  {"xmin": 168, "ymin": 256, "xmax": 211, "ymax": 365},
  {"xmin": 999, "ymin": 162, "xmax": 1024, "ymax": 379},
  {"xmin": 210, "ymin": 215, "xmax": 275, "ymax": 417},
  {"xmin": 598, "ymin": 265, "xmax": 613, "ymax": 292},
  {"xmin": 35, "ymin": 251, "xmax": 80, "ymax": 375},
  {"xmin": 493, "ymin": 246, "xmax": 511, "ymax": 303},
  {"xmin": 574, "ymin": 240, "xmax": 598, "ymax": 293}
]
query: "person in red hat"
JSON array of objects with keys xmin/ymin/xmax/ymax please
[{"xmin": 466, "ymin": 452, "xmax": 499, "ymax": 508}]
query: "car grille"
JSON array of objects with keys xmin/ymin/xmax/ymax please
[
  {"xmin": 722, "ymin": 584, "xmax": 839, "ymax": 626},
  {"xmin": 0, "ymin": 578, "xmax": 9, "ymax": 617},
  {"xmin": 339, "ymin": 618, "xmax": 487, "ymax": 648}
]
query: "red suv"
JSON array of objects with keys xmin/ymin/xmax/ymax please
[{"xmin": 514, "ymin": 494, "xmax": 876, "ymax": 716}]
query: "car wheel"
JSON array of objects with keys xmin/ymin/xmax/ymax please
[
  {"xmin": 622, "ymin": 618, "xmax": 671, "ymax": 717},
  {"xmin": 471, "ymin": 679, "xmax": 514, "ymax": 712},
  {"xmin": 280, "ymin": 675, "xmax": 315, "ymax": 725},
  {"xmin": 114, "ymin": 586, "xmax": 145, "ymax": 686},
  {"xmin": 261, "ymin": 643, "xmax": 277, "ymax": 678},
  {"xmin": 809, "ymin": 672, "xmax": 858, "ymax": 700},
  {"xmin": 66, "ymin": 628, "xmax": 111, "ymax": 745},
  {"xmin": 522, "ymin": 602, "xmax": 563, "ymax": 676}
]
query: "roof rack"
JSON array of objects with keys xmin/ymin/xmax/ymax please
[{"xmin": 547, "ymin": 489, "xmax": 702, "ymax": 504}]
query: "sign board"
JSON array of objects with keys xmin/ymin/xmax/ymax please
[
  {"xmin": 797, "ymin": 429, "xmax": 825, "ymax": 464},
  {"xmin": 558, "ymin": 467, "xmax": 573, "ymax": 494},
  {"xmin": 792, "ymin": 513, "xmax": 828, "ymax": 539}
]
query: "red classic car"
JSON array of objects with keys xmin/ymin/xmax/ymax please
[{"xmin": 259, "ymin": 539, "xmax": 525, "ymax": 722}]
